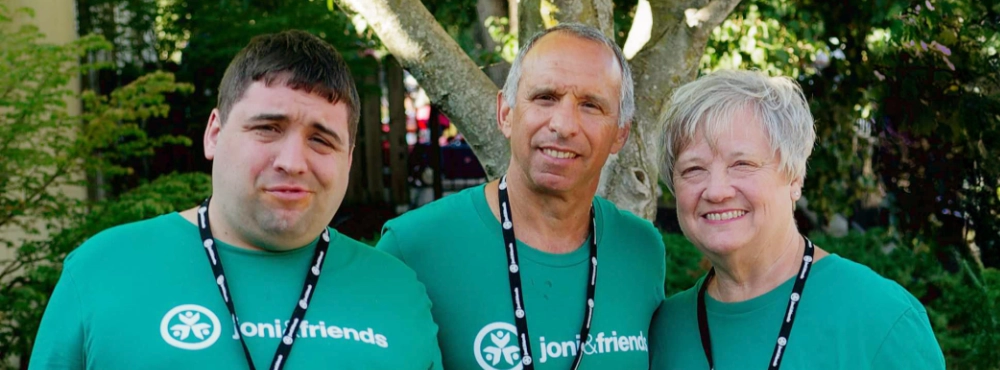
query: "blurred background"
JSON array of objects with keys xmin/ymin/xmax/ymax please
[{"xmin": 1, "ymin": 0, "xmax": 997, "ymax": 368}]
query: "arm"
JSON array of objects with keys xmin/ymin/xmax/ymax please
[
  {"xmin": 28, "ymin": 265, "xmax": 86, "ymax": 370},
  {"xmin": 870, "ymin": 307, "xmax": 946, "ymax": 369}
]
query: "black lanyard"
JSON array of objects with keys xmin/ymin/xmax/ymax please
[
  {"xmin": 197, "ymin": 197, "xmax": 330, "ymax": 370},
  {"xmin": 697, "ymin": 236, "xmax": 814, "ymax": 370},
  {"xmin": 497, "ymin": 175, "xmax": 598, "ymax": 370}
]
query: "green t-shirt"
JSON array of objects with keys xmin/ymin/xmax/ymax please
[
  {"xmin": 30, "ymin": 213, "xmax": 443, "ymax": 370},
  {"xmin": 649, "ymin": 254, "xmax": 945, "ymax": 369},
  {"xmin": 377, "ymin": 185, "xmax": 666, "ymax": 369}
]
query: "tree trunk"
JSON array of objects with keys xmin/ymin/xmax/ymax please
[
  {"xmin": 475, "ymin": 0, "xmax": 511, "ymax": 87},
  {"xmin": 518, "ymin": 0, "xmax": 615, "ymax": 41},
  {"xmin": 607, "ymin": 0, "xmax": 741, "ymax": 219},
  {"xmin": 361, "ymin": 60, "xmax": 385, "ymax": 204},
  {"xmin": 336, "ymin": 0, "xmax": 742, "ymax": 220},
  {"xmin": 518, "ymin": 0, "xmax": 545, "ymax": 47},
  {"xmin": 385, "ymin": 56, "xmax": 410, "ymax": 208},
  {"xmin": 335, "ymin": 0, "xmax": 510, "ymax": 179}
]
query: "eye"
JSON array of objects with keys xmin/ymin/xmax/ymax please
[
  {"xmin": 680, "ymin": 166, "xmax": 705, "ymax": 176},
  {"xmin": 310, "ymin": 136, "xmax": 333, "ymax": 147},
  {"xmin": 253, "ymin": 124, "xmax": 280, "ymax": 135},
  {"xmin": 582, "ymin": 102, "xmax": 602, "ymax": 112},
  {"xmin": 533, "ymin": 94, "xmax": 557, "ymax": 103}
]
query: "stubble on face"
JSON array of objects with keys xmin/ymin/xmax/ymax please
[
  {"xmin": 503, "ymin": 32, "xmax": 625, "ymax": 196},
  {"xmin": 206, "ymin": 80, "xmax": 352, "ymax": 251}
]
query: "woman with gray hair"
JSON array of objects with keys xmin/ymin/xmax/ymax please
[{"xmin": 648, "ymin": 69, "xmax": 944, "ymax": 369}]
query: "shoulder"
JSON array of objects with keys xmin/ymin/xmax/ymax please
[
  {"xmin": 819, "ymin": 255, "xmax": 926, "ymax": 312},
  {"xmin": 652, "ymin": 281, "xmax": 701, "ymax": 335},
  {"xmin": 334, "ymin": 230, "xmax": 424, "ymax": 286},
  {"xmin": 65, "ymin": 213, "xmax": 191, "ymax": 269},
  {"xmin": 816, "ymin": 255, "xmax": 945, "ymax": 368},
  {"xmin": 663, "ymin": 284, "xmax": 698, "ymax": 313},
  {"xmin": 377, "ymin": 186, "xmax": 487, "ymax": 261},
  {"xmin": 808, "ymin": 254, "xmax": 933, "ymax": 342},
  {"xmin": 594, "ymin": 196, "xmax": 664, "ymax": 254},
  {"xmin": 382, "ymin": 185, "xmax": 482, "ymax": 235}
]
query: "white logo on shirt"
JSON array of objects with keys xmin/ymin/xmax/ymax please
[
  {"xmin": 474, "ymin": 322, "xmax": 523, "ymax": 370},
  {"xmin": 473, "ymin": 322, "xmax": 650, "ymax": 368},
  {"xmin": 159, "ymin": 304, "xmax": 392, "ymax": 351},
  {"xmin": 160, "ymin": 304, "xmax": 222, "ymax": 350}
]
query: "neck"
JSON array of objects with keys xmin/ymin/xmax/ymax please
[
  {"xmin": 485, "ymin": 173, "xmax": 594, "ymax": 254},
  {"xmin": 179, "ymin": 204, "xmax": 312, "ymax": 252},
  {"xmin": 706, "ymin": 231, "xmax": 805, "ymax": 303}
]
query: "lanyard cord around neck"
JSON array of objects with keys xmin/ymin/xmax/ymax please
[
  {"xmin": 197, "ymin": 198, "xmax": 331, "ymax": 370},
  {"xmin": 497, "ymin": 175, "xmax": 598, "ymax": 370},
  {"xmin": 696, "ymin": 236, "xmax": 815, "ymax": 370}
]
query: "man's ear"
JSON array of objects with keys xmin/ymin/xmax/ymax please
[
  {"xmin": 610, "ymin": 121, "xmax": 631, "ymax": 154},
  {"xmin": 347, "ymin": 144, "xmax": 355, "ymax": 168},
  {"xmin": 497, "ymin": 91, "xmax": 513, "ymax": 139},
  {"xmin": 204, "ymin": 109, "xmax": 223, "ymax": 160}
]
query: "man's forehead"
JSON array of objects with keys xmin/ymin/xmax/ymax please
[
  {"xmin": 521, "ymin": 33, "xmax": 620, "ymax": 77},
  {"xmin": 527, "ymin": 31, "xmax": 611, "ymax": 58}
]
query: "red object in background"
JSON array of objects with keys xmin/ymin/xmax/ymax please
[{"xmin": 416, "ymin": 105, "xmax": 450, "ymax": 130}]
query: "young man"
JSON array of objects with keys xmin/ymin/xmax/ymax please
[
  {"xmin": 30, "ymin": 30, "xmax": 442, "ymax": 370},
  {"xmin": 377, "ymin": 24, "xmax": 666, "ymax": 369}
]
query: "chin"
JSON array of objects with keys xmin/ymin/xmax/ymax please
[
  {"xmin": 694, "ymin": 235, "xmax": 751, "ymax": 257},
  {"xmin": 529, "ymin": 172, "xmax": 582, "ymax": 192},
  {"xmin": 255, "ymin": 210, "xmax": 307, "ymax": 235}
]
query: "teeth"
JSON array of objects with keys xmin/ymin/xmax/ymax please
[
  {"xmin": 706, "ymin": 211, "xmax": 746, "ymax": 221},
  {"xmin": 542, "ymin": 148, "xmax": 577, "ymax": 159}
]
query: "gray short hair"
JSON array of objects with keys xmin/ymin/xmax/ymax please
[
  {"xmin": 659, "ymin": 69, "xmax": 816, "ymax": 193},
  {"xmin": 501, "ymin": 23, "xmax": 634, "ymax": 128}
]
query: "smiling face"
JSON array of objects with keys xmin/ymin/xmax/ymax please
[
  {"xmin": 498, "ymin": 31, "xmax": 629, "ymax": 196},
  {"xmin": 204, "ymin": 79, "xmax": 353, "ymax": 250},
  {"xmin": 672, "ymin": 107, "xmax": 802, "ymax": 258}
]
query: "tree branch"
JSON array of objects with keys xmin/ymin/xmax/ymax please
[
  {"xmin": 629, "ymin": 0, "xmax": 743, "ymax": 149},
  {"xmin": 335, "ymin": 0, "xmax": 509, "ymax": 179},
  {"xmin": 596, "ymin": 0, "xmax": 740, "ymax": 219},
  {"xmin": 0, "ymin": 162, "xmax": 71, "ymax": 230},
  {"xmin": 475, "ymin": 0, "xmax": 512, "ymax": 87},
  {"xmin": 681, "ymin": 0, "xmax": 742, "ymax": 38},
  {"xmin": 519, "ymin": 0, "xmax": 545, "ymax": 47},
  {"xmin": 550, "ymin": 0, "xmax": 615, "ymax": 38}
]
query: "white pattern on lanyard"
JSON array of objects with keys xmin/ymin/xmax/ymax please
[
  {"xmin": 197, "ymin": 197, "xmax": 330, "ymax": 370},
  {"xmin": 497, "ymin": 175, "xmax": 598, "ymax": 370},
  {"xmin": 697, "ymin": 237, "xmax": 815, "ymax": 370}
]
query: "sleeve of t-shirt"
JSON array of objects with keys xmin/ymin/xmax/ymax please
[
  {"xmin": 405, "ymin": 264, "xmax": 443, "ymax": 370},
  {"xmin": 870, "ymin": 307, "xmax": 946, "ymax": 369},
  {"xmin": 418, "ymin": 305, "xmax": 444, "ymax": 370},
  {"xmin": 375, "ymin": 226, "xmax": 407, "ymax": 263},
  {"xmin": 29, "ymin": 264, "xmax": 85, "ymax": 370},
  {"xmin": 654, "ymin": 236, "xmax": 667, "ymax": 302},
  {"xmin": 427, "ymin": 339, "xmax": 444, "ymax": 370}
]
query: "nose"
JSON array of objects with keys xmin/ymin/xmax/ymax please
[
  {"xmin": 701, "ymin": 169, "xmax": 736, "ymax": 203},
  {"xmin": 548, "ymin": 100, "xmax": 581, "ymax": 139},
  {"xmin": 272, "ymin": 137, "xmax": 308, "ymax": 175}
]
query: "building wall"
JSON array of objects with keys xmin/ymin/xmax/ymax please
[{"xmin": 1, "ymin": 0, "xmax": 83, "ymax": 265}]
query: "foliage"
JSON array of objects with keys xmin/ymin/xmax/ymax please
[
  {"xmin": 662, "ymin": 232, "xmax": 707, "ymax": 296},
  {"xmin": 73, "ymin": 0, "xmax": 379, "ymax": 183},
  {"xmin": 3, "ymin": 172, "xmax": 211, "ymax": 368},
  {"xmin": 663, "ymin": 228, "xmax": 1000, "ymax": 369},
  {"xmin": 0, "ymin": 5, "xmax": 194, "ymax": 366}
]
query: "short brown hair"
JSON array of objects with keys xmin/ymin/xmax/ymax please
[{"xmin": 217, "ymin": 30, "xmax": 360, "ymax": 144}]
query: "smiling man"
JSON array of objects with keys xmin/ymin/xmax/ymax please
[
  {"xmin": 30, "ymin": 30, "xmax": 442, "ymax": 370},
  {"xmin": 376, "ymin": 24, "xmax": 666, "ymax": 369}
]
